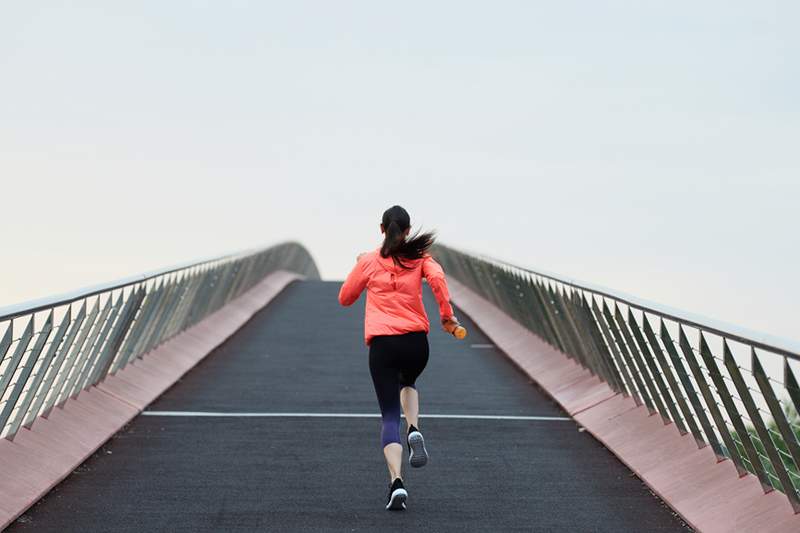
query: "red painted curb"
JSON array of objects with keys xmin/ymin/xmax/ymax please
[
  {"xmin": 448, "ymin": 278, "xmax": 800, "ymax": 533},
  {"xmin": 0, "ymin": 270, "xmax": 302, "ymax": 530}
]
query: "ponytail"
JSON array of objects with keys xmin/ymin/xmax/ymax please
[
  {"xmin": 380, "ymin": 205, "xmax": 436, "ymax": 270},
  {"xmin": 380, "ymin": 219, "xmax": 404, "ymax": 258}
]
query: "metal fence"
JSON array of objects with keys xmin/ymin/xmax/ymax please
[
  {"xmin": 0, "ymin": 242, "xmax": 319, "ymax": 441},
  {"xmin": 433, "ymin": 243, "xmax": 800, "ymax": 512}
]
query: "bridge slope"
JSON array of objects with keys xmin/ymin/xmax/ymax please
[{"xmin": 8, "ymin": 281, "xmax": 687, "ymax": 532}]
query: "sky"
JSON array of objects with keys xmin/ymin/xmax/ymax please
[{"xmin": 1, "ymin": 2, "xmax": 798, "ymax": 344}]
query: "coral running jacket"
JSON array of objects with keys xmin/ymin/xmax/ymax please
[{"xmin": 338, "ymin": 247, "xmax": 455, "ymax": 345}]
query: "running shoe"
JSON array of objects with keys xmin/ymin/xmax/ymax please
[
  {"xmin": 407, "ymin": 428, "xmax": 429, "ymax": 468},
  {"xmin": 386, "ymin": 478, "xmax": 407, "ymax": 510}
]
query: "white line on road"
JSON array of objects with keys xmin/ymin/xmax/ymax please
[
  {"xmin": 470, "ymin": 344, "xmax": 496, "ymax": 349},
  {"xmin": 142, "ymin": 411, "xmax": 572, "ymax": 421}
]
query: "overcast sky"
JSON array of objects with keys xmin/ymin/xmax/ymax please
[{"xmin": 1, "ymin": 2, "xmax": 798, "ymax": 343}]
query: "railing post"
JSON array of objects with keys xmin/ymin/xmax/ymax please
[
  {"xmin": 8, "ymin": 309, "xmax": 71, "ymax": 437},
  {"xmin": 626, "ymin": 309, "xmax": 677, "ymax": 425},
  {"xmin": 659, "ymin": 322, "xmax": 717, "ymax": 451},
  {"xmin": 752, "ymin": 353, "xmax": 800, "ymax": 509},
  {"xmin": 23, "ymin": 303, "xmax": 86, "ymax": 428},
  {"xmin": 640, "ymin": 316, "xmax": 692, "ymax": 436},
  {"xmin": 678, "ymin": 327, "xmax": 747, "ymax": 471},
  {"xmin": 0, "ymin": 314, "xmax": 52, "ymax": 438},
  {"xmin": 725, "ymin": 342, "xmax": 796, "ymax": 501},
  {"xmin": 593, "ymin": 300, "xmax": 639, "ymax": 402},
  {"xmin": 605, "ymin": 303, "xmax": 653, "ymax": 410}
]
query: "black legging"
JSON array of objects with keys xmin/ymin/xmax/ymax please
[{"xmin": 369, "ymin": 331, "xmax": 430, "ymax": 447}]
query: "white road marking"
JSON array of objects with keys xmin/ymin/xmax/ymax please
[
  {"xmin": 470, "ymin": 343, "xmax": 496, "ymax": 349},
  {"xmin": 142, "ymin": 411, "xmax": 571, "ymax": 421}
]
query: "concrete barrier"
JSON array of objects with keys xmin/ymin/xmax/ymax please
[
  {"xmin": 0, "ymin": 270, "xmax": 302, "ymax": 530},
  {"xmin": 449, "ymin": 277, "xmax": 800, "ymax": 533}
]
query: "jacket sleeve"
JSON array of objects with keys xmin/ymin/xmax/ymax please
[
  {"xmin": 338, "ymin": 256, "xmax": 368, "ymax": 306},
  {"xmin": 422, "ymin": 256, "xmax": 455, "ymax": 320}
]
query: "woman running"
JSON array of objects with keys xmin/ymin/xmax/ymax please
[{"xmin": 338, "ymin": 205, "xmax": 461, "ymax": 511}]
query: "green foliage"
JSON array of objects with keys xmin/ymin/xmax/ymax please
[{"xmin": 727, "ymin": 401, "xmax": 800, "ymax": 494}]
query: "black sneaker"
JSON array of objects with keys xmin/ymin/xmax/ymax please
[
  {"xmin": 386, "ymin": 478, "xmax": 407, "ymax": 510},
  {"xmin": 407, "ymin": 428, "xmax": 428, "ymax": 468}
]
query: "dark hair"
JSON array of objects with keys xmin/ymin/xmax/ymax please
[{"xmin": 380, "ymin": 205, "xmax": 435, "ymax": 270}]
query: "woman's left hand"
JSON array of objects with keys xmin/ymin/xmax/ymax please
[{"xmin": 441, "ymin": 316, "xmax": 460, "ymax": 333}]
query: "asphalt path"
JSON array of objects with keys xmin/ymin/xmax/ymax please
[{"xmin": 9, "ymin": 281, "xmax": 688, "ymax": 532}]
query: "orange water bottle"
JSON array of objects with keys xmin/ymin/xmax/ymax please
[{"xmin": 444, "ymin": 317, "xmax": 468, "ymax": 340}]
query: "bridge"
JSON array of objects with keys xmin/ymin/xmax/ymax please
[{"xmin": 0, "ymin": 242, "xmax": 798, "ymax": 532}]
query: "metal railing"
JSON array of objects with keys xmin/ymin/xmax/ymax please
[
  {"xmin": 433, "ymin": 243, "xmax": 800, "ymax": 512},
  {"xmin": 0, "ymin": 241, "xmax": 319, "ymax": 440}
]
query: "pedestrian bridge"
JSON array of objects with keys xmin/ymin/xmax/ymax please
[{"xmin": 1, "ymin": 243, "xmax": 798, "ymax": 532}]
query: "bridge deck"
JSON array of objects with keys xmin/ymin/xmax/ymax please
[{"xmin": 9, "ymin": 281, "xmax": 687, "ymax": 532}]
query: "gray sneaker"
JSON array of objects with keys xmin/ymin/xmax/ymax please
[{"xmin": 407, "ymin": 429, "xmax": 429, "ymax": 468}]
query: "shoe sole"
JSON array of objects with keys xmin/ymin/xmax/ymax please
[
  {"xmin": 408, "ymin": 431, "xmax": 428, "ymax": 468},
  {"xmin": 386, "ymin": 488, "xmax": 407, "ymax": 510}
]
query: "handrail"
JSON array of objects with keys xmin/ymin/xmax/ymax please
[
  {"xmin": 0, "ymin": 241, "xmax": 320, "ymax": 441},
  {"xmin": 479, "ymin": 253, "xmax": 800, "ymax": 361},
  {"xmin": 433, "ymin": 243, "xmax": 800, "ymax": 512},
  {"xmin": 0, "ymin": 246, "xmax": 262, "ymax": 321}
]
